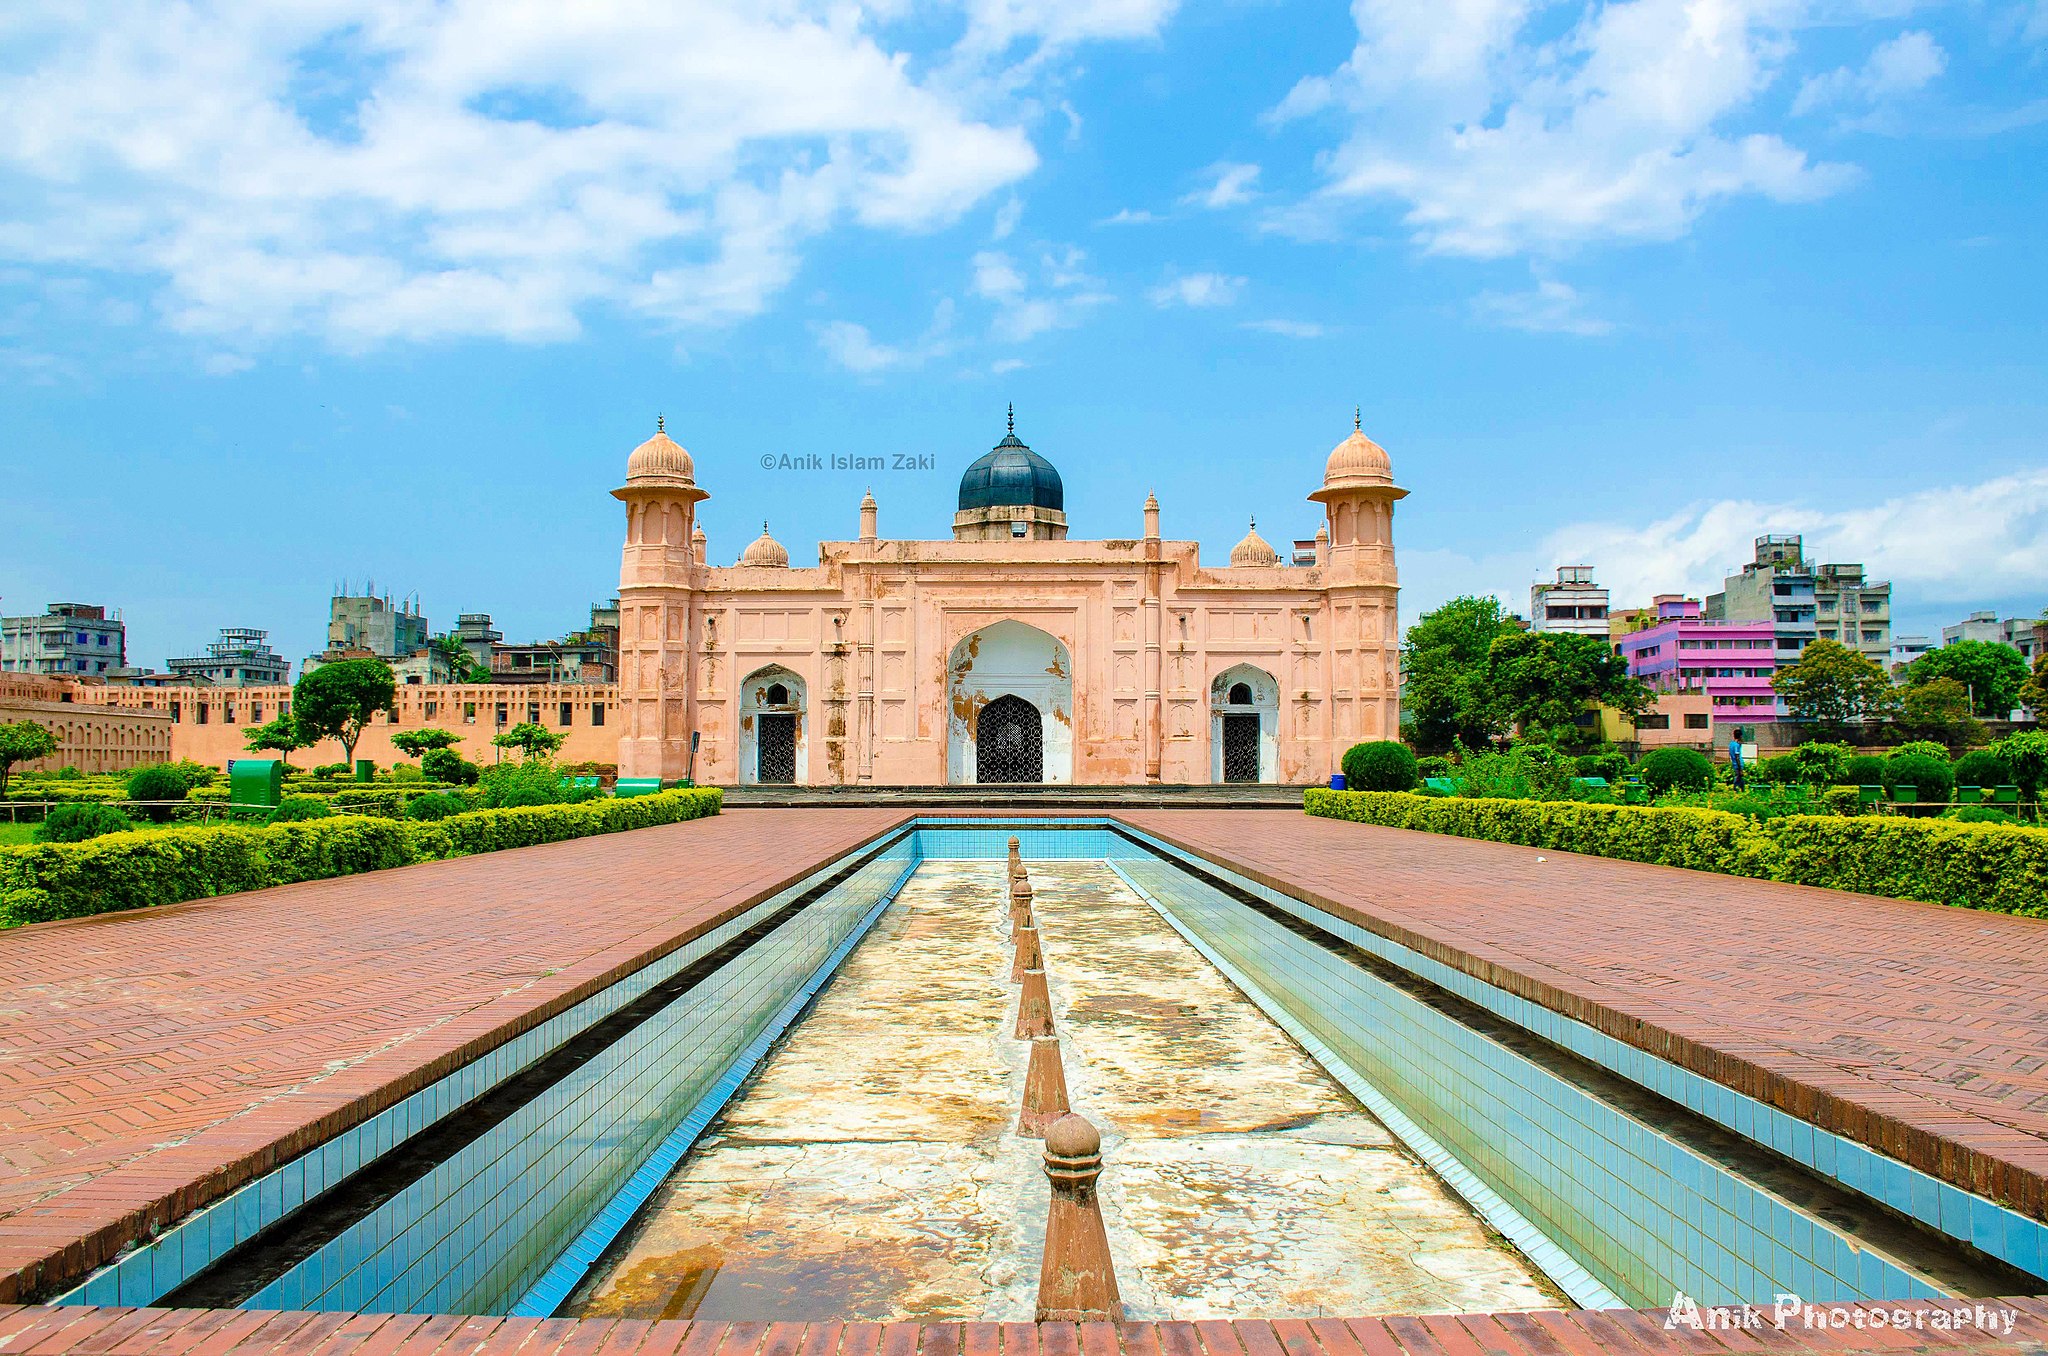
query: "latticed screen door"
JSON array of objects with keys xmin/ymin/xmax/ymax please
[
  {"xmin": 1222, "ymin": 713, "xmax": 1260, "ymax": 783},
  {"xmin": 756, "ymin": 714, "xmax": 797, "ymax": 783},
  {"xmin": 976, "ymin": 695, "xmax": 1043, "ymax": 783}
]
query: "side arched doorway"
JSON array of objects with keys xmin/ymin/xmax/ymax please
[
  {"xmin": 738, "ymin": 665, "xmax": 807, "ymax": 785},
  {"xmin": 1210, "ymin": 664, "xmax": 1279, "ymax": 784},
  {"xmin": 947, "ymin": 621, "xmax": 1074, "ymax": 785}
]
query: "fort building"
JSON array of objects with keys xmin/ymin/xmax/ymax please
[{"xmin": 611, "ymin": 413, "xmax": 1406, "ymax": 786}]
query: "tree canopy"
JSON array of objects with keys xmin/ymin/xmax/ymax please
[
  {"xmin": 242, "ymin": 714, "xmax": 310, "ymax": 766},
  {"xmin": 492, "ymin": 721, "xmax": 565, "ymax": 759},
  {"xmin": 1401, "ymin": 596, "xmax": 1515, "ymax": 753},
  {"xmin": 0, "ymin": 720, "xmax": 59, "ymax": 793},
  {"xmin": 1770, "ymin": 639, "xmax": 1896, "ymax": 734},
  {"xmin": 1894, "ymin": 678, "xmax": 1985, "ymax": 750},
  {"xmin": 1906, "ymin": 641, "xmax": 2030, "ymax": 717},
  {"xmin": 292, "ymin": 658, "xmax": 397, "ymax": 764},
  {"xmin": 391, "ymin": 727, "xmax": 462, "ymax": 758},
  {"xmin": 2019, "ymin": 652, "xmax": 2047, "ymax": 717}
]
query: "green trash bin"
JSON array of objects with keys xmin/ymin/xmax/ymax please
[
  {"xmin": 354, "ymin": 759, "xmax": 375, "ymax": 783},
  {"xmin": 614, "ymin": 777, "xmax": 664, "ymax": 798},
  {"xmin": 1857, "ymin": 784, "xmax": 1883, "ymax": 806},
  {"xmin": 1957, "ymin": 785, "xmax": 1983, "ymax": 805},
  {"xmin": 1893, "ymin": 784, "xmax": 1918, "ymax": 805},
  {"xmin": 1991, "ymin": 784, "xmax": 2020, "ymax": 806},
  {"xmin": 227, "ymin": 758, "xmax": 284, "ymax": 817}
]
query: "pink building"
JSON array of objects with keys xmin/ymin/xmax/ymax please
[
  {"xmin": 1616, "ymin": 595, "xmax": 1781, "ymax": 724},
  {"xmin": 612, "ymin": 415, "xmax": 1408, "ymax": 786}
]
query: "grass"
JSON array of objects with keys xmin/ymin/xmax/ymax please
[{"xmin": 0, "ymin": 823, "xmax": 36, "ymax": 846}]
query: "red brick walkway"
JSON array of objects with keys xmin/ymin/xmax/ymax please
[
  {"xmin": 0, "ymin": 810, "xmax": 905, "ymax": 1303},
  {"xmin": 1, "ymin": 1302, "xmax": 2044, "ymax": 1356},
  {"xmin": 1123, "ymin": 810, "xmax": 2048, "ymax": 1223}
]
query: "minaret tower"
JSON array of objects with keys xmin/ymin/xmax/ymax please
[
  {"xmin": 613, "ymin": 416, "xmax": 710, "ymax": 779},
  {"xmin": 1307, "ymin": 409, "xmax": 1406, "ymax": 742}
]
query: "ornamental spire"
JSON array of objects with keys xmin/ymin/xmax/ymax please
[{"xmin": 1007, "ymin": 402, "xmax": 1015, "ymax": 435}]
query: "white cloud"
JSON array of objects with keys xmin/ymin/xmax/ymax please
[
  {"xmin": 1098, "ymin": 207, "xmax": 1160, "ymax": 226},
  {"xmin": 1182, "ymin": 161, "xmax": 1260, "ymax": 209},
  {"xmin": 1794, "ymin": 30, "xmax": 1946, "ymax": 116},
  {"xmin": 814, "ymin": 299, "xmax": 954, "ymax": 373},
  {"xmin": 1148, "ymin": 271, "xmax": 1245, "ymax": 308},
  {"xmin": 0, "ymin": 3, "xmax": 1167, "ymax": 350},
  {"xmin": 1471, "ymin": 277, "xmax": 1612, "ymax": 335},
  {"xmin": 1272, "ymin": 0, "xmax": 1859, "ymax": 257},
  {"xmin": 1243, "ymin": 318, "xmax": 1326, "ymax": 338},
  {"xmin": 973, "ymin": 245, "xmax": 1109, "ymax": 339}
]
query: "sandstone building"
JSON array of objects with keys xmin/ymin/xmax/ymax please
[{"xmin": 612, "ymin": 414, "xmax": 1406, "ymax": 786}]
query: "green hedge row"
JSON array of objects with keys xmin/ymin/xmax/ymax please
[
  {"xmin": 1304, "ymin": 789, "xmax": 2048, "ymax": 918},
  {"xmin": 0, "ymin": 789, "xmax": 722, "ymax": 928}
]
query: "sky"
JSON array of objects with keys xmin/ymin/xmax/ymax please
[{"xmin": 3, "ymin": 0, "xmax": 2045, "ymax": 671}]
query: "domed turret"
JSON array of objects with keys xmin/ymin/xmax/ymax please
[
  {"xmin": 738, "ymin": 521, "xmax": 789, "ymax": 567},
  {"xmin": 954, "ymin": 406, "xmax": 1070, "ymax": 541},
  {"xmin": 1229, "ymin": 517, "xmax": 1281, "ymax": 567},
  {"xmin": 1317, "ymin": 408, "xmax": 1394, "ymax": 492},
  {"xmin": 625, "ymin": 415, "xmax": 698, "ymax": 486}
]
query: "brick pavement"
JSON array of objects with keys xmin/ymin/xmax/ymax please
[
  {"xmin": 0, "ymin": 1302, "xmax": 2044, "ymax": 1356},
  {"xmin": 1122, "ymin": 810, "xmax": 2048, "ymax": 1224},
  {"xmin": 0, "ymin": 810, "xmax": 906, "ymax": 1303}
]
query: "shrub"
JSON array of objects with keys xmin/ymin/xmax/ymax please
[
  {"xmin": 1341, "ymin": 741, "xmax": 1419, "ymax": 792},
  {"xmin": 1748, "ymin": 754, "xmax": 1799, "ymax": 785},
  {"xmin": 391, "ymin": 762, "xmax": 424, "ymax": 783},
  {"xmin": 35, "ymin": 803, "xmax": 135, "ymax": 843},
  {"xmin": 1305, "ymin": 789, "xmax": 2048, "ymax": 918},
  {"xmin": 1882, "ymin": 752, "xmax": 1954, "ymax": 808},
  {"xmin": 312, "ymin": 763, "xmax": 351, "ymax": 779},
  {"xmin": 1842, "ymin": 754, "xmax": 1886, "ymax": 786},
  {"xmin": 1416, "ymin": 755, "xmax": 1453, "ymax": 780},
  {"xmin": 420, "ymin": 747, "xmax": 481, "ymax": 786},
  {"xmin": 479, "ymin": 758, "xmax": 564, "ymax": 808},
  {"xmin": 1991, "ymin": 730, "xmax": 2048, "ymax": 802},
  {"xmin": 1639, "ymin": 747, "xmax": 1713, "ymax": 795},
  {"xmin": 1891, "ymin": 740, "xmax": 1953, "ymax": 763},
  {"xmin": 1944, "ymin": 806, "xmax": 2016, "ymax": 825},
  {"xmin": 1574, "ymin": 749, "xmax": 1630, "ymax": 784},
  {"xmin": 0, "ymin": 788, "xmax": 723, "ymax": 927},
  {"xmin": 125, "ymin": 763, "xmax": 197, "ymax": 821},
  {"xmin": 403, "ymin": 792, "xmax": 469, "ymax": 821},
  {"xmin": 1820, "ymin": 786, "xmax": 1864, "ymax": 816},
  {"xmin": 1953, "ymin": 749, "xmax": 2012, "ymax": 791},
  {"xmin": 1785, "ymin": 742, "xmax": 1851, "ymax": 786},
  {"xmin": 269, "ymin": 796, "xmax": 332, "ymax": 822}
]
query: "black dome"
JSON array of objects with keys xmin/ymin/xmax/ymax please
[{"xmin": 958, "ymin": 432, "xmax": 1064, "ymax": 513}]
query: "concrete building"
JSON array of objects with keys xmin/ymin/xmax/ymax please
[
  {"xmin": 0, "ymin": 603, "xmax": 128, "ymax": 677},
  {"xmin": 166, "ymin": 627, "xmax": 291, "ymax": 687},
  {"xmin": 1889, "ymin": 634, "xmax": 1934, "ymax": 676},
  {"xmin": 611, "ymin": 413, "xmax": 1405, "ymax": 786},
  {"xmin": 1616, "ymin": 595, "xmax": 1781, "ymax": 724},
  {"xmin": 1939, "ymin": 611, "xmax": 2044, "ymax": 659},
  {"xmin": 1705, "ymin": 536, "xmax": 1816, "ymax": 662},
  {"xmin": 1530, "ymin": 566, "xmax": 1610, "ymax": 637},
  {"xmin": 1812, "ymin": 563, "xmax": 1891, "ymax": 666},
  {"xmin": 313, "ymin": 591, "xmax": 429, "ymax": 665},
  {"xmin": 448, "ymin": 614, "xmax": 503, "ymax": 669},
  {"xmin": 491, "ymin": 601, "xmax": 620, "ymax": 684}
]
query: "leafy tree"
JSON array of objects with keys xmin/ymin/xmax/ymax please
[
  {"xmin": 1341, "ymin": 741, "xmax": 1418, "ymax": 791},
  {"xmin": 243, "ymin": 714, "xmax": 311, "ymax": 768},
  {"xmin": 1401, "ymin": 596, "xmax": 1515, "ymax": 754},
  {"xmin": 391, "ymin": 727, "xmax": 461, "ymax": 760},
  {"xmin": 1894, "ymin": 678, "xmax": 1985, "ymax": 750},
  {"xmin": 1990, "ymin": 729, "xmax": 2048, "ymax": 803},
  {"xmin": 492, "ymin": 721, "xmax": 565, "ymax": 760},
  {"xmin": 0, "ymin": 720, "xmax": 59, "ymax": 794},
  {"xmin": 293, "ymin": 658, "xmax": 396, "ymax": 766},
  {"xmin": 420, "ymin": 747, "xmax": 481, "ymax": 785},
  {"xmin": 1882, "ymin": 750, "xmax": 1954, "ymax": 810},
  {"xmin": 1485, "ymin": 629, "xmax": 1652, "ymax": 747},
  {"xmin": 2020, "ymin": 652, "xmax": 2048, "ymax": 716},
  {"xmin": 1770, "ymin": 639, "xmax": 1897, "ymax": 735},
  {"xmin": 1906, "ymin": 641, "xmax": 2030, "ymax": 717}
]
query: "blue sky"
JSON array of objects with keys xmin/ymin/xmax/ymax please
[{"xmin": 3, "ymin": 0, "xmax": 2044, "ymax": 671}]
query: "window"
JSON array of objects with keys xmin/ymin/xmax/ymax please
[
  {"xmin": 464, "ymin": 702, "xmax": 477, "ymax": 724},
  {"xmin": 1637, "ymin": 714, "xmax": 1671, "ymax": 730},
  {"xmin": 495, "ymin": 703, "xmax": 508, "ymax": 726},
  {"xmin": 76, "ymin": 632, "xmax": 89, "ymax": 644},
  {"xmin": 224, "ymin": 703, "xmax": 235, "ymax": 723},
  {"xmin": 96, "ymin": 634, "xmax": 108, "ymax": 646},
  {"xmin": 425, "ymin": 701, "xmax": 437, "ymax": 718},
  {"xmin": 1573, "ymin": 710, "xmax": 1596, "ymax": 727},
  {"xmin": 170, "ymin": 702, "xmax": 181, "ymax": 722},
  {"xmin": 559, "ymin": 702, "xmax": 573, "ymax": 727},
  {"xmin": 766, "ymin": 682, "xmax": 790, "ymax": 706},
  {"xmin": 527, "ymin": 702, "xmax": 540, "ymax": 725},
  {"xmin": 196, "ymin": 704, "xmax": 208, "ymax": 724},
  {"xmin": 1227, "ymin": 682, "xmax": 1252, "ymax": 705},
  {"xmin": 1684, "ymin": 714, "xmax": 1710, "ymax": 729}
]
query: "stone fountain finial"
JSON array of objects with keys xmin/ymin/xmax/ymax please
[
  {"xmin": 1036, "ymin": 1114, "xmax": 1123, "ymax": 1322},
  {"xmin": 1019, "ymin": 1031, "xmax": 1072, "ymax": 1137},
  {"xmin": 1012, "ymin": 922, "xmax": 1042, "ymax": 982},
  {"xmin": 1016, "ymin": 965, "xmax": 1054, "ymax": 1039}
]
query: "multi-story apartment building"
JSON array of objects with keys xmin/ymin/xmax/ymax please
[
  {"xmin": 448, "ymin": 614, "xmax": 503, "ymax": 668},
  {"xmin": 1812, "ymin": 563, "xmax": 1891, "ymax": 666},
  {"xmin": 0, "ymin": 602, "xmax": 129, "ymax": 676},
  {"xmin": 323, "ymin": 592, "xmax": 429, "ymax": 658},
  {"xmin": 1705, "ymin": 535, "xmax": 1817, "ymax": 662},
  {"xmin": 1939, "ymin": 611, "xmax": 2043, "ymax": 659},
  {"xmin": 1530, "ymin": 565, "xmax": 1610, "ymax": 636},
  {"xmin": 1616, "ymin": 595, "xmax": 1781, "ymax": 724},
  {"xmin": 166, "ymin": 627, "xmax": 291, "ymax": 686},
  {"xmin": 1889, "ymin": 634, "xmax": 1934, "ymax": 676}
]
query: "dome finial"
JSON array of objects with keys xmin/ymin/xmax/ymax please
[
  {"xmin": 657, "ymin": 412, "xmax": 665, "ymax": 433},
  {"xmin": 1354, "ymin": 405, "xmax": 1361, "ymax": 432},
  {"xmin": 1007, "ymin": 402, "xmax": 1015, "ymax": 435}
]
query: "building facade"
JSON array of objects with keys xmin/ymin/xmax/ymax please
[
  {"xmin": 611, "ymin": 416, "xmax": 1407, "ymax": 786},
  {"xmin": 1616, "ymin": 596, "xmax": 1782, "ymax": 724},
  {"xmin": 167, "ymin": 627, "xmax": 291, "ymax": 686},
  {"xmin": 1706, "ymin": 536, "xmax": 1816, "ymax": 662},
  {"xmin": 1812, "ymin": 563, "xmax": 1892, "ymax": 665},
  {"xmin": 0, "ymin": 675, "xmax": 172, "ymax": 774},
  {"xmin": 0, "ymin": 603, "xmax": 129, "ymax": 677},
  {"xmin": 1530, "ymin": 566, "xmax": 1610, "ymax": 637},
  {"xmin": 1939, "ymin": 611, "xmax": 2042, "ymax": 659}
]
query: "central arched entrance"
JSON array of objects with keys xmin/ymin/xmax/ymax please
[
  {"xmin": 975, "ymin": 695, "xmax": 1043, "ymax": 783},
  {"xmin": 738, "ymin": 665, "xmax": 807, "ymax": 785},
  {"xmin": 1210, "ymin": 664, "xmax": 1278, "ymax": 784},
  {"xmin": 947, "ymin": 620, "xmax": 1074, "ymax": 784}
]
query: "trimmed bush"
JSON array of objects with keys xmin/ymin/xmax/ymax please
[
  {"xmin": 34, "ymin": 803, "xmax": 134, "ymax": 843},
  {"xmin": 1882, "ymin": 752, "xmax": 1954, "ymax": 807},
  {"xmin": 312, "ymin": 763, "xmax": 350, "ymax": 778},
  {"xmin": 1639, "ymin": 747, "xmax": 1713, "ymax": 795},
  {"xmin": 1784, "ymin": 741, "xmax": 1851, "ymax": 786},
  {"xmin": 479, "ymin": 758, "xmax": 564, "ymax": 808},
  {"xmin": 1573, "ymin": 750, "xmax": 1631, "ymax": 784},
  {"xmin": 0, "ymin": 788, "xmax": 722, "ymax": 927},
  {"xmin": 404, "ymin": 792, "xmax": 469, "ymax": 821},
  {"xmin": 1944, "ymin": 806, "xmax": 2016, "ymax": 825},
  {"xmin": 269, "ymin": 796, "xmax": 332, "ymax": 822},
  {"xmin": 1305, "ymin": 789, "xmax": 2048, "ymax": 918},
  {"xmin": 1842, "ymin": 754, "xmax": 1886, "ymax": 786},
  {"xmin": 420, "ymin": 748, "xmax": 480, "ymax": 786},
  {"xmin": 125, "ymin": 763, "xmax": 197, "ymax": 822},
  {"xmin": 1953, "ymin": 749, "xmax": 2012, "ymax": 790},
  {"xmin": 1341, "ymin": 741, "xmax": 1420, "ymax": 792}
]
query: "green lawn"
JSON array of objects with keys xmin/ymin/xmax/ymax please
[{"xmin": 0, "ymin": 823, "xmax": 36, "ymax": 846}]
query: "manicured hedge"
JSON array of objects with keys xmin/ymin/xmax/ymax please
[
  {"xmin": 0, "ymin": 788, "xmax": 722, "ymax": 928},
  {"xmin": 1304, "ymin": 788, "xmax": 2048, "ymax": 918}
]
